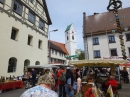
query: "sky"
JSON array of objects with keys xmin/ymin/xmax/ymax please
[{"xmin": 46, "ymin": 0, "xmax": 129, "ymax": 50}]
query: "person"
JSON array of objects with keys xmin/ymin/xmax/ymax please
[
  {"xmin": 24, "ymin": 72, "xmax": 31, "ymax": 89},
  {"xmin": 65, "ymin": 67, "xmax": 74, "ymax": 97},
  {"xmin": 105, "ymin": 75, "xmax": 117, "ymax": 93},
  {"xmin": 122, "ymin": 67, "xmax": 129, "ymax": 83},
  {"xmin": 20, "ymin": 74, "xmax": 58, "ymax": 97},
  {"xmin": 57, "ymin": 66, "xmax": 66, "ymax": 97},
  {"xmin": 32, "ymin": 68, "xmax": 37, "ymax": 87},
  {"xmin": 75, "ymin": 69, "xmax": 82, "ymax": 97}
]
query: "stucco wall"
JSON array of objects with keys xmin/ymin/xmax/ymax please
[
  {"xmin": 85, "ymin": 32, "xmax": 130, "ymax": 59},
  {"xmin": 0, "ymin": 0, "xmax": 49, "ymax": 76}
]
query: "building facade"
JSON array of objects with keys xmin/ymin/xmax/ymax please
[
  {"xmin": 48, "ymin": 24, "xmax": 77, "ymax": 65},
  {"xmin": 48, "ymin": 40, "xmax": 68, "ymax": 64},
  {"xmin": 0, "ymin": 0, "xmax": 52, "ymax": 76},
  {"xmin": 83, "ymin": 7, "xmax": 130, "ymax": 60}
]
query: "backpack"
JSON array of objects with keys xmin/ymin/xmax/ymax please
[{"xmin": 59, "ymin": 72, "xmax": 66, "ymax": 82}]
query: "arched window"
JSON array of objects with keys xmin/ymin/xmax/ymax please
[
  {"xmin": 72, "ymin": 35, "xmax": 74, "ymax": 40},
  {"xmin": 24, "ymin": 59, "xmax": 30, "ymax": 71},
  {"xmin": 8, "ymin": 57, "xmax": 17, "ymax": 73},
  {"xmin": 35, "ymin": 61, "xmax": 40, "ymax": 65},
  {"xmin": 67, "ymin": 36, "xmax": 69, "ymax": 40}
]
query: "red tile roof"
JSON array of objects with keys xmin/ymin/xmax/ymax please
[{"xmin": 49, "ymin": 40, "xmax": 69, "ymax": 55}]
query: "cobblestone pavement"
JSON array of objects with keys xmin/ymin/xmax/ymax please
[
  {"xmin": 0, "ymin": 84, "xmax": 130, "ymax": 97},
  {"xmin": 118, "ymin": 84, "xmax": 130, "ymax": 97}
]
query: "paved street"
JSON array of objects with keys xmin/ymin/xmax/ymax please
[{"xmin": 0, "ymin": 84, "xmax": 130, "ymax": 97}]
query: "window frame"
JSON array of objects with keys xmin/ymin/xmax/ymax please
[
  {"xmin": 93, "ymin": 37, "xmax": 99, "ymax": 45},
  {"xmin": 110, "ymin": 48, "xmax": 118, "ymax": 56},
  {"xmin": 28, "ymin": 10, "xmax": 35, "ymax": 24},
  {"xmin": 0, "ymin": 0, "xmax": 4, "ymax": 4},
  {"xmin": 94, "ymin": 50, "xmax": 101, "ymax": 58},
  {"xmin": 39, "ymin": 19, "xmax": 45, "ymax": 30},
  {"xmin": 126, "ymin": 33, "xmax": 130, "ymax": 41},
  {"xmin": 30, "ymin": 0, "xmax": 33, "ymax": 3},
  {"xmin": 72, "ymin": 35, "xmax": 74, "ymax": 40},
  {"xmin": 38, "ymin": 40, "xmax": 42, "ymax": 49},
  {"xmin": 13, "ymin": 0, "xmax": 23, "ymax": 16},
  {"xmin": 108, "ymin": 35, "xmax": 116, "ymax": 43},
  {"xmin": 67, "ymin": 36, "xmax": 69, "ymax": 40},
  {"xmin": 27, "ymin": 35, "xmax": 33, "ymax": 46},
  {"xmin": 11, "ymin": 28, "xmax": 18, "ymax": 41}
]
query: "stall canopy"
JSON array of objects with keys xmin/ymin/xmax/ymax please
[
  {"xmin": 69, "ymin": 59, "xmax": 126, "ymax": 67},
  {"xmin": 120, "ymin": 63, "xmax": 130, "ymax": 66}
]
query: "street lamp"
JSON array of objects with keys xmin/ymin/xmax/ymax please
[
  {"xmin": 107, "ymin": 0, "xmax": 127, "ymax": 60},
  {"xmin": 48, "ymin": 29, "xmax": 58, "ymax": 63}
]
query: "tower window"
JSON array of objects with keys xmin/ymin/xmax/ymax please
[
  {"xmin": 67, "ymin": 36, "xmax": 69, "ymax": 40},
  {"xmin": 72, "ymin": 36, "xmax": 74, "ymax": 40}
]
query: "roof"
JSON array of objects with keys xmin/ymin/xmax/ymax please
[
  {"xmin": 65, "ymin": 24, "xmax": 72, "ymax": 32},
  {"xmin": 42, "ymin": 0, "xmax": 52, "ymax": 25},
  {"xmin": 69, "ymin": 59, "xmax": 126, "ymax": 67},
  {"xmin": 83, "ymin": 7, "xmax": 130, "ymax": 36},
  {"xmin": 49, "ymin": 40, "xmax": 69, "ymax": 55}
]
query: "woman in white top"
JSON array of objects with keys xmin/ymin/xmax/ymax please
[{"xmin": 75, "ymin": 69, "xmax": 82, "ymax": 96}]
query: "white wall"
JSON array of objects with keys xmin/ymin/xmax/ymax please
[
  {"xmin": 0, "ymin": 0, "xmax": 49, "ymax": 76},
  {"xmin": 65, "ymin": 25, "xmax": 77, "ymax": 56},
  {"xmin": 85, "ymin": 32, "xmax": 130, "ymax": 59}
]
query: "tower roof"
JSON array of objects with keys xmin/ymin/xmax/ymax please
[{"xmin": 65, "ymin": 24, "xmax": 72, "ymax": 32}]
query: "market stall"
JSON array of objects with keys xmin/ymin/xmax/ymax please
[
  {"xmin": 0, "ymin": 80, "xmax": 23, "ymax": 92},
  {"xmin": 69, "ymin": 59, "xmax": 126, "ymax": 97}
]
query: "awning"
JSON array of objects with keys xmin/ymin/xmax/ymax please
[
  {"xmin": 120, "ymin": 63, "xmax": 130, "ymax": 66},
  {"xmin": 69, "ymin": 59, "xmax": 126, "ymax": 67}
]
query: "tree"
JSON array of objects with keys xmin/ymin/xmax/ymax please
[{"xmin": 75, "ymin": 49, "xmax": 85, "ymax": 60}]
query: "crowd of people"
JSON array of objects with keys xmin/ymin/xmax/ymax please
[{"xmin": 20, "ymin": 66, "xmax": 130, "ymax": 97}]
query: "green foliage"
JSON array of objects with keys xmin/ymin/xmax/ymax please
[{"xmin": 75, "ymin": 49, "xmax": 85, "ymax": 60}]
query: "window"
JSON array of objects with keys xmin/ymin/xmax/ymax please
[
  {"xmin": 55, "ymin": 51, "xmax": 57, "ymax": 55},
  {"xmin": 28, "ymin": 35, "xmax": 33, "ymax": 46},
  {"xmin": 110, "ymin": 49, "xmax": 117, "ymax": 56},
  {"xmin": 94, "ymin": 50, "xmax": 101, "ymax": 58},
  {"xmin": 13, "ymin": 0, "xmax": 23, "ymax": 15},
  {"xmin": 35, "ymin": 61, "xmax": 40, "ymax": 65},
  {"xmin": 0, "ymin": 0, "xmax": 4, "ymax": 4},
  {"xmin": 8, "ymin": 57, "xmax": 17, "ymax": 73},
  {"xmin": 67, "ymin": 36, "xmax": 69, "ymax": 40},
  {"xmin": 128, "ymin": 48, "xmax": 130, "ymax": 55},
  {"xmin": 108, "ymin": 35, "xmax": 115, "ymax": 43},
  {"xmin": 39, "ymin": 19, "xmax": 44, "ymax": 30},
  {"xmin": 72, "ymin": 35, "xmax": 74, "ymax": 40},
  {"xmin": 11, "ymin": 28, "xmax": 18, "ymax": 40},
  {"xmin": 24, "ymin": 59, "xmax": 30, "ymax": 72},
  {"xmin": 126, "ymin": 33, "xmax": 130, "ymax": 41},
  {"xmin": 30, "ymin": 0, "xmax": 33, "ymax": 3},
  {"xmin": 52, "ymin": 49, "xmax": 54, "ymax": 54},
  {"xmin": 38, "ymin": 40, "xmax": 42, "ymax": 49},
  {"xmin": 28, "ymin": 11, "xmax": 35, "ymax": 24},
  {"xmin": 93, "ymin": 37, "xmax": 99, "ymax": 45}
]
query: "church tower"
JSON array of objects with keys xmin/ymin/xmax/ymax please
[{"xmin": 65, "ymin": 24, "xmax": 77, "ymax": 56}]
